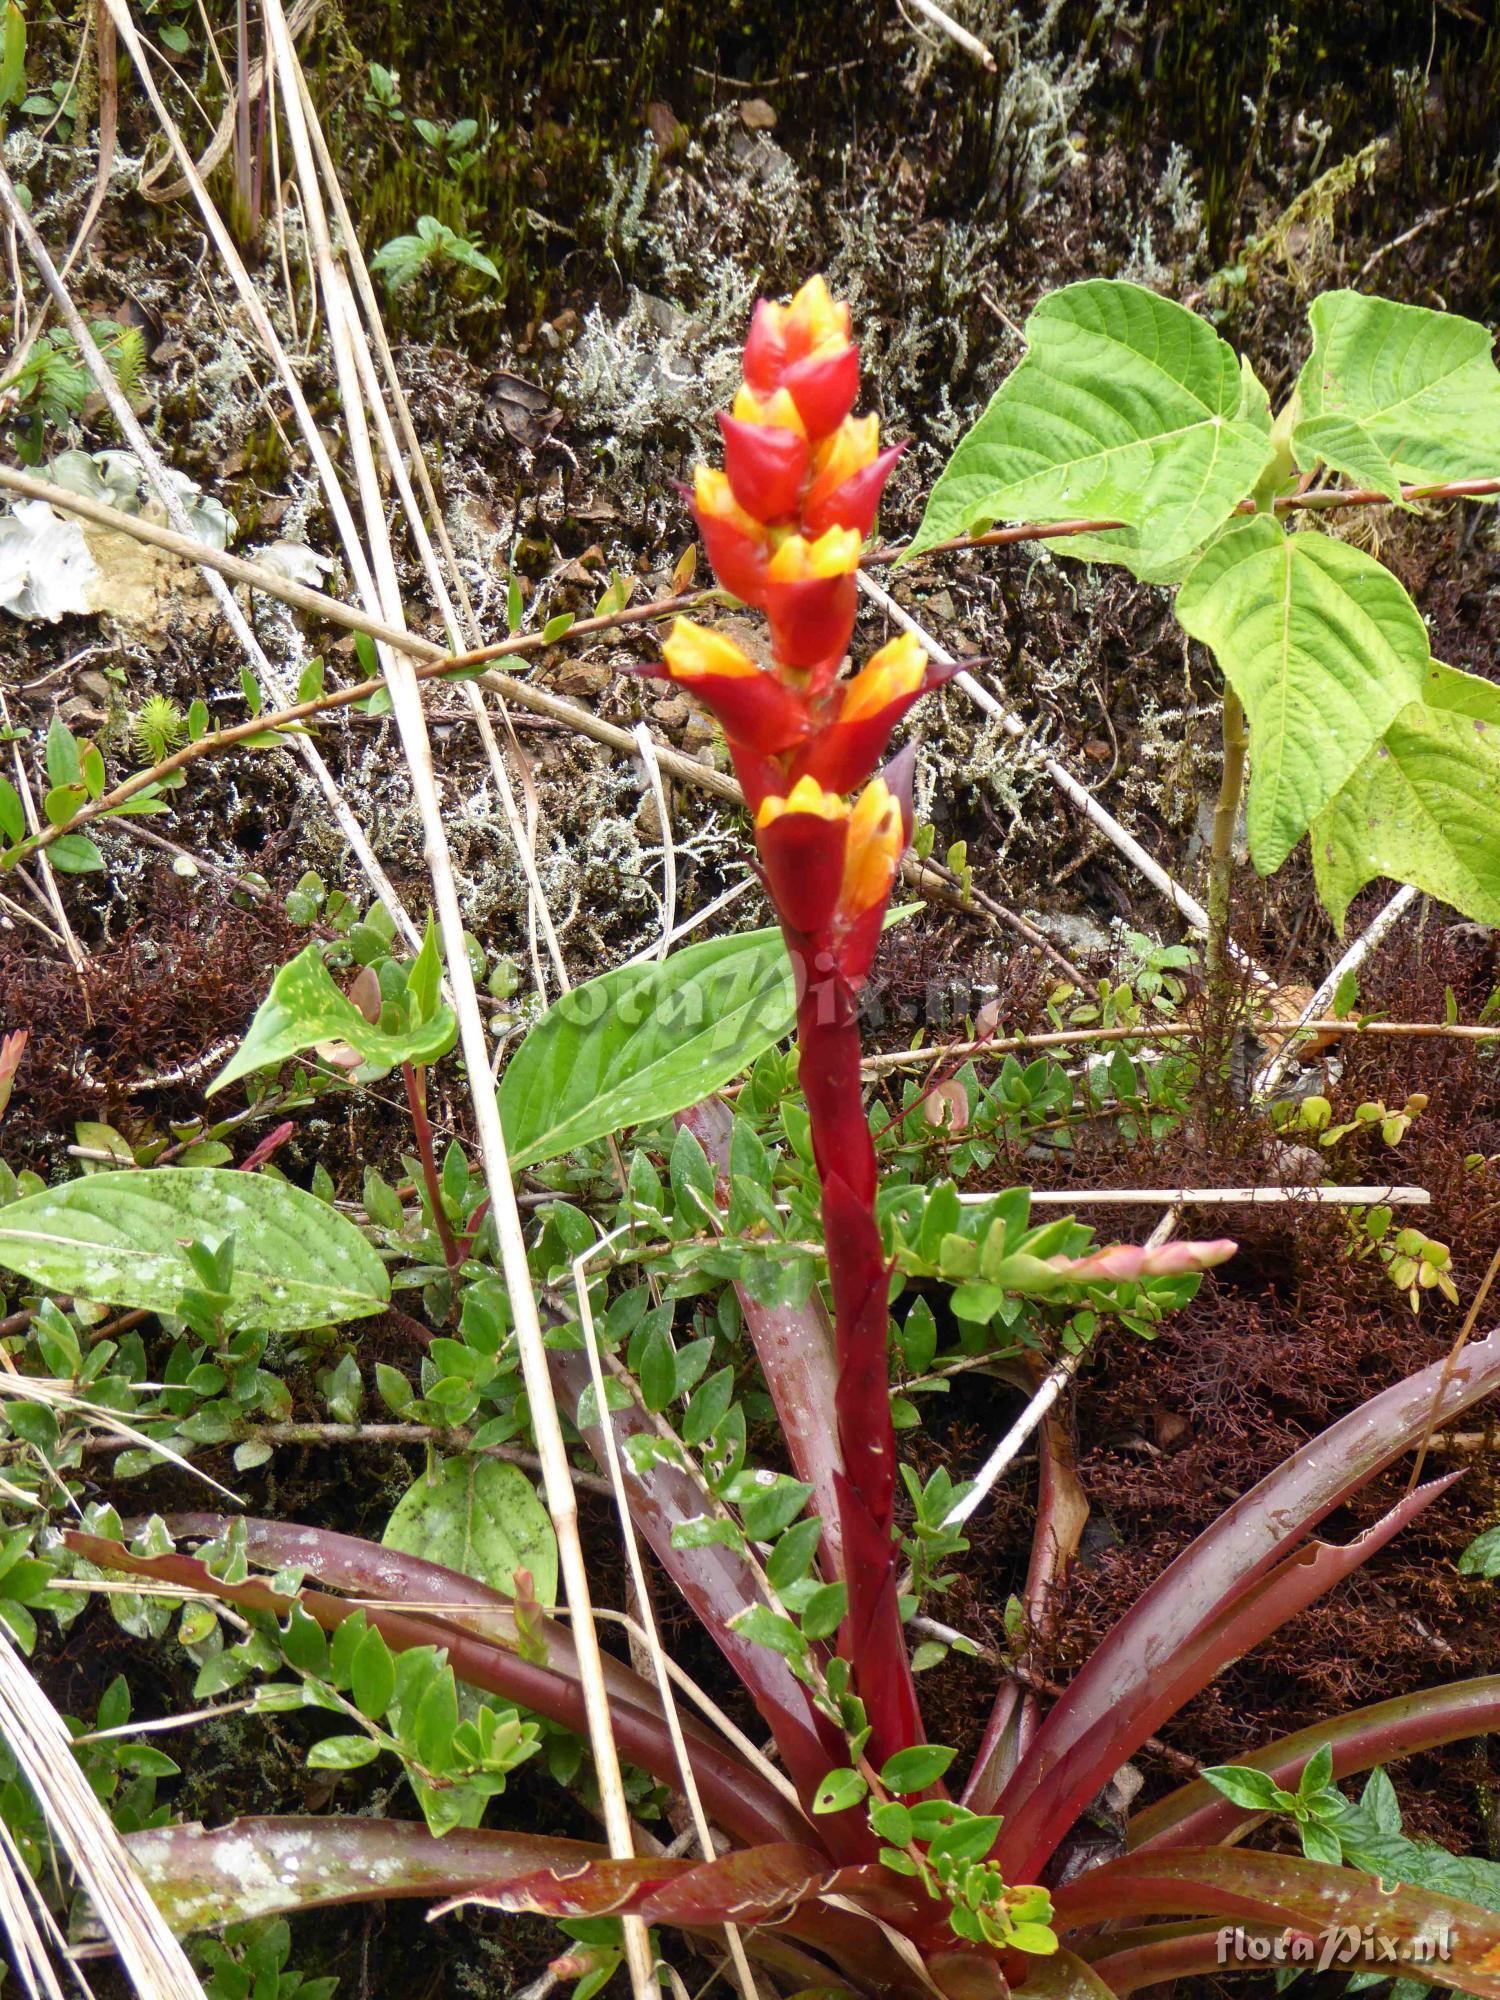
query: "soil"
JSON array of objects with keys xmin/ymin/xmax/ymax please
[{"xmin": 2, "ymin": 1, "xmax": 1500, "ymax": 1995}]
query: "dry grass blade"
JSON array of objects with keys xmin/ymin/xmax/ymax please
[
  {"xmin": 1253, "ymin": 883, "xmax": 1422, "ymax": 1098},
  {"xmin": 0, "ymin": 1625, "xmax": 204, "ymax": 1997},
  {"xmin": 0, "ymin": 154, "xmax": 417, "ymax": 954},
  {"xmin": 572, "ymin": 1236, "xmax": 756, "ymax": 1999},
  {"xmin": 0, "ymin": 1811, "xmax": 75, "ymax": 2000},
  {"xmin": 254, "ymin": 10, "xmax": 653, "ymax": 1994}
]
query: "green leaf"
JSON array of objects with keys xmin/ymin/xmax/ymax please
[
  {"xmin": 1310, "ymin": 662, "xmax": 1500, "ymax": 930},
  {"xmin": 207, "ymin": 943, "xmax": 457, "ymax": 1095},
  {"xmin": 45, "ymin": 717, "xmax": 80, "ymax": 789},
  {"xmin": 880, "ymin": 1743, "xmax": 957, "ymax": 1794},
  {"xmin": 797, "ymin": 1581, "xmax": 847, "ymax": 1642},
  {"xmin": 498, "ymin": 924, "xmax": 794, "ymax": 1169},
  {"xmin": 1459, "ymin": 1523, "xmax": 1500, "ymax": 1578},
  {"xmin": 0, "ymin": 3, "xmax": 26, "ymax": 110},
  {"xmin": 1299, "ymin": 1743, "xmax": 1335, "ymax": 1798},
  {"xmin": 0, "ymin": 776, "xmax": 23, "ymax": 843},
  {"xmin": 729, "ymin": 1604, "xmax": 805, "ymax": 1659},
  {"xmin": 1290, "ymin": 413, "xmax": 1402, "ymax": 500},
  {"xmin": 305, "ymin": 1733, "xmax": 380, "ymax": 1770},
  {"xmin": 350, "ymin": 1626, "xmax": 396, "ymax": 1720},
  {"xmin": 906, "ymin": 280, "xmax": 1274, "ymax": 577},
  {"xmin": 1175, "ymin": 516, "xmax": 1430, "ymax": 870},
  {"xmin": 926, "ymin": 1813, "xmax": 1002, "ymax": 1866},
  {"xmin": 0, "ymin": 1169, "xmax": 389, "ymax": 1331},
  {"xmin": 1296, "ymin": 290, "xmax": 1500, "ymax": 490},
  {"xmin": 382, "ymin": 1456, "xmax": 557, "ymax": 1607},
  {"xmin": 1199, "ymin": 1762, "xmax": 1287, "ymax": 1810},
  {"xmin": 812, "ymin": 1767, "xmax": 868, "ymax": 1814},
  {"xmin": 48, "ymin": 834, "xmax": 104, "ymax": 874}
]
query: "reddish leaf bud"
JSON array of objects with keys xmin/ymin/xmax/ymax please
[
  {"xmin": 655, "ymin": 619, "xmax": 811, "ymax": 755},
  {"xmin": 755, "ymin": 777, "xmax": 850, "ymax": 934},
  {"xmin": 803, "ymin": 440, "xmax": 905, "ymax": 539},
  {"xmin": 783, "ymin": 340, "xmax": 861, "ymax": 437},
  {"xmin": 691, "ymin": 467, "xmax": 769, "ymax": 603},
  {"xmin": 719, "ymin": 412, "xmax": 810, "ymax": 521}
]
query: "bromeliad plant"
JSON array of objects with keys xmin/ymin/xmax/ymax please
[{"xmin": 43, "ymin": 281, "xmax": 1500, "ymax": 2000}]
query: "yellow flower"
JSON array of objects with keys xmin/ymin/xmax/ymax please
[
  {"xmin": 731, "ymin": 384, "xmax": 808, "ymax": 435},
  {"xmin": 839, "ymin": 776, "xmax": 903, "ymax": 916},
  {"xmin": 756, "ymin": 775, "xmax": 849, "ymax": 828},
  {"xmin": 661, "ymin": 618, "xmax": 760, "ymax": 682},
  {"xmin": 765, "ymin": 526, "xmax": 863, "ymax": 583},
  {"xmin": 838, "ymin": 634, "xmax": 927, "ymax": 722}
]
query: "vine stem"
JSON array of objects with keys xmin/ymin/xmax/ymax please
[{"xmin": 1205, "ymin": 688, "xmax": 1249, "ymax": 988}]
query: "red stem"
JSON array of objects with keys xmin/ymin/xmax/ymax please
[
  {"xmin": 401, "ymin": 1061, "xmax": 462, "ymax": 1276},
  {"xmin": 796, "ymin": 984, "xmax": 924, "ymax": 1763}
]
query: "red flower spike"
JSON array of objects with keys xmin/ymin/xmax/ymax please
[
  {"xmin": 742, "ymin": 297, "xmax": 790, "ymax": 397},
  {"xmin": 719, "ymin": 413, "xmax": 809, "ymax": 521},
  {"xmin": 783, "ymin": 340, "xmax": 861, "ymax": 437},
  {"xmin": 803, "ymin": 440, "xmax": 906, "ymax": 538},
  {"xmin": 764, "ymin": 572, "xmax": 859, "ymax": 669}
]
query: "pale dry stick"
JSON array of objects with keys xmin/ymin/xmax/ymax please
[
  {"xmin": 90, "ymin": 0, "xmax": 430, "ymax": 946},
  {"xmin": 0, "ymin": 457, "xmax": 700, "ymax": 680},
  {"xmin": 964, "ymin": 1183, "xmax": 1430, "ymax": 1208},
  {"xmin": 573, "ymin": 1237, "xmax": 758, "ymax": 2000},
  {"xmin": 266, "ymin": 57, "xmax": 298, "ymax": 349},
  {"xmin": 930, "ymin": 1203, "xmax": 1183, "ymax": 1547},
  {"xmin": 0, "ymin": 464, "xmax": 1157, "ymax": 965},
  {"xmin": 0, "ymin": 1811, "xmax": 74, "ymax": 2000},
  {"xmin": 0, "ymin": 887, "xmax": 65, "ymax": 945},
  {"xmin": 0, "ymin": 1624, "xmax": 207, "ymax": 2000},
  {"xmin": 257, "ymin": 10, "xmax": 650, "ymax": 1992},
  {"xmin": 339, "ymin": 313, "xmax": 568, "ymax": 998},
  {"xmin": 855, "ymin": 570, "xmax": 1278, "ymax": 990},
  {"xmin": 617, "ymin": 874, "xmax": 759, "ymax": 968},
  {"xmin": 285, "ymin": 48, "xmax": 566, "ymax": 1003},
  {"xmin": 863, "ymin": 1013, "xmax": 1500, "ymax": 1077},
  {"xmin": 0, "ymin": 687, "xmax": 85, "ymax": 972},
  {"xmin": 1359, "ymin": 173, "xmax": 1500, "ymax": 280},
  {"xmin": 633, "ymin": 724, "xmax": 678, "ymax": 959},
  {"xmin": 903, "ymin": 0, "xmax": 997, "ymax": 68},
  {"xmin": 1252, "ymin": 883, "xmax": 1422, "ymax": 1100},
  {"xmin": 79, "ymin": 1421, "xmax": 615, "ymax": 1495},
  {"xmin": 0, "ymin": 1375, "xmax": 239, "ymax": 1503},
  {"xmin": 0, "ymin": 155, "xmax": 420, "ymax": 955},
  {"xmin": 583, "ymin": 1607, "xmax": 802, "ymax": 1811}
]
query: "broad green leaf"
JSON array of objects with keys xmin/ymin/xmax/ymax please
[
  {"xmin": 306, "ymin": 1734, "xmax": 380, "ymax": 1770},
  {"xmin": 1175, "ymin": 516, "xmax": 1430, "ymax": 870},
  {"xmin": 1199, "ymin": 1762, "xmax": 1288, "ymax": 1811},
  {"xmin": 498, "ymin": 924, "xmax": 794, "ymax": 1169},
  {"xmin": 906, "ymin": 280, "xmax": 1274, "ymax": 577},
  {"xmin": 47, "ymin": 834, "xmax": 104, "ymax": 874},
  {"xmin": 1296, "ymin": 290, "xmax": 1500, "ymax": 490},
  {"xmin": 0, "ymin": 1169, "xmax": 389, "ymax": 1330},
  {"xmin": 208, "ymin": 942, "xmax": 457, "ymax": 1095},
  {"xmin": 880, "ymin": 1743, "xmax": 957, "ymax": 1793},
  {"xmin": 382, "ymin": 1456, "xmax": 557, "ymax": 1607},
  {"xmin": 1310, "ymin": 662, "xmax": 1500, "ymax": 930},
  {"xmin": 1291, "ymin": 413, "xmax": 1401, "ymax": 500}
]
